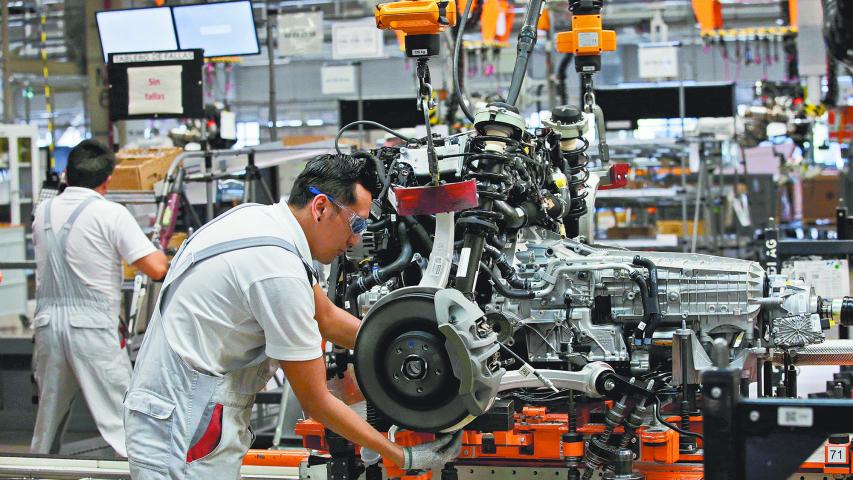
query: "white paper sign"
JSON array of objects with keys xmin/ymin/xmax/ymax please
[
  {"xmin": 219, "ymin": 111, "xmax": 237, "ymax": 140},
  {"xmin": 127, "ymin": 65, "xmax": 183, "ymax": 116},
  {"xmin": 332, "ymin": 20, "xmax": 384, "ymax": 60},
  {"xmin": 783, "ymin": 259, "xmax": 851, "ymax": 299},
  {"xmin": 638, "ymin": 44, "xmax": 679, "ymax": 79},
  {"xmin": 321, "ymin": 65, "xmax": 356, "ymax": 95},
  {"xmin": 278, "ymin": 11, "xmax": 324, "ymax": 57}
]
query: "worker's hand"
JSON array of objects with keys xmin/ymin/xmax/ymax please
[{"xmin": 402, "ymin": 431, "xmax": 463, "ymax": 471}]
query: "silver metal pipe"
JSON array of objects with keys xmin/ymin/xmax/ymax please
[
  {"xmin": 536, "ymin": 263, "xmax": 639, "ymax": 297},
  {"xmin": 1, "ymin": 0, "xmax": 11, "ymax": 123},
  {"xmin": 773, "ymin": 340, "xmax": 853, "ymax": 366}
]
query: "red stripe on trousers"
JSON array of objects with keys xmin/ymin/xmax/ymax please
[{"xmin": 186, "ymin": 403, "xmax": 223, "ymax": 462}]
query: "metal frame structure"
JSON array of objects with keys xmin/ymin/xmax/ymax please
[
  {"xmin": 0, "ymin": 123, "xmax": 41, "ymax": 225},
  {"xmin": 703, "ymin": 343, "xmax": 853, "ymax": 480}
]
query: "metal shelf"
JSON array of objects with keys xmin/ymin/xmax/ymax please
[{"xmin": 105, "ymin": 190, "xmax": 158, "ymax": 204}]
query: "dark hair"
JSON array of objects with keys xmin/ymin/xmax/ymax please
[
  {"xmin": 288, "ymin": 153, "xmax": 377, "ymax": 207},
  {"xmin": 66, "ymin": 139, "xmax": 116, "ymax": 189}
]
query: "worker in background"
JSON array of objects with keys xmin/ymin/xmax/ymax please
[
  {"xmin": 31, "ymin": 139, "xmax": 169, "ymax": 456},
  {"xmin": 124, "ymin": 154, "xmax": 461, "ymax": 479}
]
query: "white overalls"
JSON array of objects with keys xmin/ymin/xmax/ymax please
[
  {"xmin": 124, "ymin": 204, "xmax": 316, "ymax": 479},
  {"xmin": 31, "ymin": 196, "xmax": 133, "ymax": 456}
]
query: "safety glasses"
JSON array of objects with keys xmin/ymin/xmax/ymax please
[{"xmin": 308, "ymin": 186, "xmax": 368, "ymax": 236}]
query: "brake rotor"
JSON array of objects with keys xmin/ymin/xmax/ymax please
[{"xmin": 354, "ymin": 286, "xmax": 472, "ymax": 432}]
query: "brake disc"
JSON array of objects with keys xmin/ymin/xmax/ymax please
[{"xmin": 354, "ymin": 286, "xmax": 472, "ymax": 432}]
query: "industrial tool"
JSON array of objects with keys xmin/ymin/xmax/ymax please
[{"xmin": 554, "ymin": 0, "xmax": 615, "ymax": 164}]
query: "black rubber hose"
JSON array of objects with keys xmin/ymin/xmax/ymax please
[
  {"xmin": 629, "ymin": 271, "xmax": 653, "ymax": 342},
  {"xmin": 505, "ymin": 0, "xmax": 544, "ymax": 106},
  {"xmin": 402, "ymin": 216, "xmax": 433, "ymax": 252},
  {"xmin": 493, "ymin": 200, "xmax": 527, "ymax": 229},
  {"xmin": 632, "ymin": 256, "xmax": 659, "ymax": 298},
  {"xmin": 482, "ymin": 242, "xmax": 530, "ymax": 290},
  {"xmin": 823, "ymin": 0, "xmax": 853, "ymax": 67},
  {"xmin": 345, "ymin": 223, "xmax": 414, "ymax": 300},
  {"xmin": 480, "ymin": 262, "xmax": 536, "ymax": 299},
  {"xmin": 632, "ymin": 256, "xmax": 662, "ymax": 339},
  {"xmin": 335, "ymin": 121, "xmax": 419, "ymax": 155},
  {"xmin": 557, "ymin": 54, "xmax": 573, "ymax": 105},
  {"xmin": 366, "ymin": 216, "xmax": 390, "ymax": 232},
  {"xmin": 452, "ymin": 0, "xmax": 476, "ymax": 122}
]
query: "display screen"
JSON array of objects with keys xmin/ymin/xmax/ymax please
[
  {"xmin": 172, "ymin": 1, "xmax": 260, "ymax": 58},
  {"xmin": 594, "ymin": 82, "xmax": 736, "ymax": 128},
  {"xmin": 339, "ymin": 98, "xmax": 423, "ymax": 129},
  {"xmin": 96, "ymin": 7, "xmax": 178, "ymax": 63}
]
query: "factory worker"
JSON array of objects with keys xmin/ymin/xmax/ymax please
[
  {"xmin": 31, "ymin": 139, "xmax": 169, "ymax": 456},
  {"xmin": 124, "ymin": 153, "xmax": 461, "ymax": 479}
]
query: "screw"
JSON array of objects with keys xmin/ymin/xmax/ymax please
[
  {"xmin": 604, "ymin": 379, "xmax": 616, "ymax": 391},
  {"xmin": 668, "ymin": 292, "xmax": 680, "ymax": 302},
  {"xmin": 749, "ymin": 410, "xmax": 760, "ymax": 422},
  {"xmin": 710, "ymin": 387, "xmax": 722, "ymax": 399}
]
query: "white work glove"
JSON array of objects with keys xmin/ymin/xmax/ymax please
[{"xmin": 402, "ymin": 431, "xmax": 463, "ymax": 471}]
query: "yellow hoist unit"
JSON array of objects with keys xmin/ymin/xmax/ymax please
[
  {"xmin": 375, "ymin": 0, "xmax": 457, "ymax": 57},
  {"xmin": 555, "ymin": 0, "xmax": 616, "ymax": 74}
]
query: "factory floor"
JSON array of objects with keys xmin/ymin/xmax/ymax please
[{"xmin": 0, "ymin": 430, "xmax": 118, "ymax": 458}]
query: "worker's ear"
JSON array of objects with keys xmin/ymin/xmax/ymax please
[{"xmin": 311, "ymin": 195, "xmax": 329, "ymax": 223}]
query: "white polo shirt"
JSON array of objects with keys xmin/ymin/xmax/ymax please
[
  {"xmin": 32, "ymin": 187, "xmax": 157, "ymax": 318},
  {"xmin": 159, "ymin": 202, "xmax": 323, "ymax": 375}
]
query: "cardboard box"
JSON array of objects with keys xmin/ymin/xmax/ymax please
[
  {"xmin": 801, "ymin": 174, "xmax": 840, "ymax": 222},
  {"xmin": 111, "ymin": 147, "xmax": 183, "ymax": 191},
  {"xmin": 282, "ymin": 135, "xmax": 329, "ymax": 146},
  {"xmin": 606, "ymin": 225, "xmax": 656, "ymax": 240},
  {"xmin": 656, "ymin": 220, "xmax": 705, "ymax": 236}
]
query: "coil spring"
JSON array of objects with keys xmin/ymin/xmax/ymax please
[
  {"xmin": 458, "ymin": 135, "xmax": 519, "ymax": 234},
  {"xmin": 563, "ymin": 136, "xmax": 590, "ymax": 220},
  {"xmin": 366, "ymin": 400, "xmax": 392, "ymax": 431}
]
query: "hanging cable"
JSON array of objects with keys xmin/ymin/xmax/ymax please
[
  {"xmin": 505, "ymin": 0, "xmax": 544, "ymax": 106},
  {"xmin": 653, "ymin": 396, "xmax": 704, "ymax": 440},
  {"xmin": 335, "ymin": 121, "xmax": 419, "ymax": 154},
  {"xmin": 452, "ymin": 0, "xmax": 476, "ymax": 122}
]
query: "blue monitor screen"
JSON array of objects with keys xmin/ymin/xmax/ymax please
[
  {"xmin": 96, "ymin": 7, "xmax": 178, "ymax": 63},
  {"xmin": 52, "ymin": 146, "xmax": 72, "ymax": 173},
  {"xmin": 172, "ymin": 1, "xmax": 260, "ymax": 58}
]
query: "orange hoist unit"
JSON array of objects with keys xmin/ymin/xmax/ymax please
[
  {"xmin": 375, "ymin": 0, "xmax": 457, "ymax": 57},
  {"xmin": 555, "ymin": 0, "xmax": 616, "ymax": 73}
]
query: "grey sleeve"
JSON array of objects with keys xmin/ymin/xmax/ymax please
[{"xmin": 245, "ymin": 275, "xmax": 323, "ymax": 361}]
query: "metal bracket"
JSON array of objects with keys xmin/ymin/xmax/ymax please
[
  {"xmin": 419, "ymin": 212, "xmax": 455, "ymax": 288},
  {"xmin": 497, "ymin": 362, "xmax": 613, "ymax": 397}
]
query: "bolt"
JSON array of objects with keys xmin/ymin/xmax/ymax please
[
  {"xmin": 604, "ymin": 379, "xmax": 616, "ymax": 391},
  {"xmin": 402, "ymin": 356, "xmax": 428, "ymax": 380},
  {"xmin": 710, "ymin": 387, "xmax": 722, "ymax": 399},
  {"xmin": 749, "ymin": 410, "xmax": 760, "ymax": 422},
  {"xmin": 668, "ymin": 292, "xmax": 680, "ymax": 302}
]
